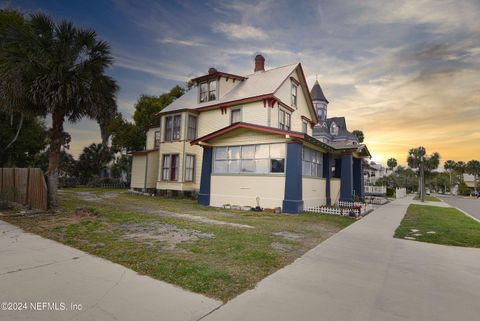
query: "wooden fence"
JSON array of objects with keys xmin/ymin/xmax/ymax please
[{"xmin": 0, "ymin": 168, "xmax": 48, "ymax": 211}]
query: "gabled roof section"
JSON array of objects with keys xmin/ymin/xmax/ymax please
[
  {"xmin": 190, "ymin": 122, "xmax": 304, "ymax": 146},
  {"xmin": 159, "ymin": 63, "xmax": 307, "ymax": 114}
]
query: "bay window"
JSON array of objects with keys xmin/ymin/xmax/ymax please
[
  {"xmin": 213, "ymin": 143, "xmax": 285, "ymax": 174},
  {"xmin": 187, "ymin": 115, "xmax": 197, "ymax": 140},
  {"xmin": 162, "ymin": 154, "xmax": 179, "ymax": 181},
  {"xmin": 302, "ymin": 147, "xmax": 323, "ymax": 177},
  {"xmin": 185, "ymin": 155, "xmax": 195, "ymax": 182},
  {"xmin": 164, "ymin": 115, "xmax": 181, "ymax": 141}
]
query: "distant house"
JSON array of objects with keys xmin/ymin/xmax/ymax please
[
  {"xmin": 130, "ymin": 55, "xmax": 370, "ymax": 213},
  {"xmin": 364, "ymin": 162, "xmax": 390, "ymax": 185}
]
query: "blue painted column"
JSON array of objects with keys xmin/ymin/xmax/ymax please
[
  {"xmin": 283, "ymin": 141, "xmax": 303, "ymax": 214},
  {"xmin": 334, "ymin": 158, "xmax": 342, "ymax": 178},
  {"xmin": 323, "ymin": 153, "xmax": 332, "ymax": 206},
  {"xmin": 353, "ymin": 158, "xmax": 365, "ymax": 200},
  {"xmin": 198, "ymin": 146, "xmax": 213, "ymax": 206},
  {"xmin": 340, "ymin": 153, "xmax": 353, "ymax": 202}
]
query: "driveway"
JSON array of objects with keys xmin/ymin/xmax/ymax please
[
  {"xmin": 203, "ymin": 196, "xmax": 480, "ymax": 321},
  {"xmin": 0, "ymin": 220, "xmax": 221, "ymax": 321},
  {"xmin": 436, "ymin": 194, "xmax": 480, "ymax": 221}
]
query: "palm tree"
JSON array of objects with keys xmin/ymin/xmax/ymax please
[
  {"xmin": 407, "ymin": 147, "xmax": 440, "ymax": 202},
  {"xmin": 387, "ymin": 158, "xmax": 397, "ymax": 172},
  {"xmin": 443, "ymin": 160, "xmax": 456, "ymax": 193},
  {"xmin": 466, "ymin": 160, "xmax": 480, "ymax": 194},
  {"xmin": 0, "ymin": 13, "xmax": 118, "ymax": 206}
]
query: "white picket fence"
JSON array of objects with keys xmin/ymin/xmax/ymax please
[
  {"xmin": 305, "ymin": 202, "xmax": 373, "ymax": 217},
  {"xmin": 365, "ymin": 185, "xmax": 387, "ymax": 195},
  {"xmin": 395, "ymin": 188, "xmax": 407, "ymax": 199}
]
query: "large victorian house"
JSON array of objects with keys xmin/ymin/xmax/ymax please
[{"xmin": 130, "ymin": 55, "xmax": 370, "ymax": 213}]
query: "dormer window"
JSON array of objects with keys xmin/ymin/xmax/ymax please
[
  {"xmin": 330, "ymin": 122, "xmax": 338, "ymax": 136},
  {"xmin": 200, "ymin": 79, "xmax": 217, "ymax": 102}
]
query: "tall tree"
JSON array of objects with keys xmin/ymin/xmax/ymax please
[
  {"xmin": 351, "ymin": 130, "xmax": 364, "ymax": 143},
  {"xmin": 0, "ymin": 13, "xmax": 118, "ymax": 207},
  {"xmin": 76, "ymin": 143, "xmax": 114, "ymax": 181},
  {"xmin": 407, "ymin": 147, "xmax": 440, "ymax": 202},
  {"xmin": 387, "ymin": 158, "xmax": 397, "ymax": 171},
  {"xmin": 466, "ymin": 160, "xmax": 480, "ymax": 193}
]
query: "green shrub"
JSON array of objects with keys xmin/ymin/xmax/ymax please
[{"xmin": 458, "ymin": 181, "xmax": 471, "ymax": 196}]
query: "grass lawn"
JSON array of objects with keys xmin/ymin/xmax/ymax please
[
  {"xmin": 1, "ymin": 188, "xmax": 354, "ymax": 302},
  {"xmin": 394, "ymin": 204, "xmax": 480, "ymax": 248},
  {"xmin": 413, "ymin": 195, "xmax": 441, "ymax": 202}
]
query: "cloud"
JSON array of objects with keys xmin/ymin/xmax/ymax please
[
  {"xmin": 212, "ymin": 22, "xmax": 267, "ymax": 40},
  {"xmin": 157, "ymin": 37, "xmax": 206, "ymax": 47}
]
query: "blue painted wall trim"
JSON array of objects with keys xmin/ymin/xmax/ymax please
[
  {"xmin": 340, "ymin": 153, "xmax": 353, "ymax": 202},
  {"xmin": 323, "ymin": 153, "xmax": 332, "ymax": 206},
  {"xmin": 283, "ymin": 141, "xmax": 303, "ymax": 214},
  {"xmin": 353, "ymin": 158, "xmax": 364, "ymax": 200},
  {"xmin": 334, "ymin": 158, "xmax": 342, "ymax": 178},
  {"xmin": 198, "ymin": 147, "xmax": 213, "ymax": 206}
]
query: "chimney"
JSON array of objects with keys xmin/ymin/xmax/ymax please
[{"xmin": 254, "ymin": 54, "xmax": 265, "ymax": 72}]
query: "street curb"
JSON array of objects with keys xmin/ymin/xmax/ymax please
[{"xmin": 455, "ymin": 207, "xmax": 480, "ymax": 224}]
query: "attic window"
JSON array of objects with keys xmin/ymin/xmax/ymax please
[
  {"xmin": 200, "ymin": 79, "xmax": 217, "ymax": 102},
  {"xmin": 330, "ymin": 122, "xmax": 338, "ymax": 136},
  {"xmin": 291, "ymin": 82, "xmax": 298, "ymax": 107}
]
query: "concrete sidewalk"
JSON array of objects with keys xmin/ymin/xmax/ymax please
[
  {"xmin": 0, "ymin": 220, "xmax": 221, "ymax": 321},
  {"xmin": 203, "ymin": 196, "xmax": 480, "ymax": 321}
]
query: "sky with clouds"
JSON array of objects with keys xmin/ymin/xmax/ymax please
[{"xmin": 4, "ymin": 0, "xmax": 480, "ymax": 166}]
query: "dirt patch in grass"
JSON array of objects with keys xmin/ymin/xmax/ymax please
[
  {"xmin": 2, "ymin": 188, "xmax": 355, "ymax": 301},
  {"xmin": 116, "ymin": 222, "xmax": 214, "ymax": 249}
]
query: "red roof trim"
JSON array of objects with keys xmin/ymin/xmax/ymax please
[
  {"xmin": 191, "ymin": 122, "xmax": 304, "ymax": 146},
  {"xmin": 195, "ymin": 93, "xmax": 274, "ymax": 111},
  {"xmin": 191, "ymin": 71, "xmax": 246, "ymax": 83},
  {"xmin": 297, "ymin": 63, "xmax": 319, "ymax": 124}
]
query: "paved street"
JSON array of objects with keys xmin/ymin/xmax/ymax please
[
  {"xmin": 436, "ymin": 194, "xmax": 480, "ymax": 221},
  {"xmin": 0, "ymin": 220, "xmax": 221, "ymax": 321},
  {"xmin": 203, "ymin": 196, "xmax": 480, "ymax": 321}
]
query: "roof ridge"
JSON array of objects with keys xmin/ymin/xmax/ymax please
[{"xmin": 244, "ymin": 62, "xmax": 298, "ymax": 77}]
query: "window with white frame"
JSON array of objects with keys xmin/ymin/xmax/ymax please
[
  {"xmin": 200, "ymin": 80, "xmax": 217, "ymax": 102},
  {"xmin": 184, "ymin": 154, "xmax": 195, "ymax": 182},
  {"xmin": 279, "ymin": 109, "xmax": 291, "ymax": 131},
  {"xmin": 330, "ymin": 122, "xmax": 338, "ymax": 136},
  {"xmin": 162, "ymin": 154, "xmax": 179, "ymax": 181},
  {"xmin": 213, "ymin": 144, "xmax": 285, "ymax": 174},
  {"xmin": 164, "ymin": 115, "xmax": 181, "ymax": 141},
  {"xmin": 154, "ymin": 131, "xmax": 161, "ymax": 148},
  {"xmin": 187, "ymin": 115, "xmax": 197, "ymax": 140},
  {"xmin": 231, "ymin": 108, "xmax": 241, "ymax": 124},
  {"xmin": 291, "ymin": 83, "xmax": 298, "ymax": 106},
  {"xmin": 302, "ymin": 121, "xmax": 308, "ymax": 134},
  {"xmin": 302, "ymin": 147, "xmax": 323, "ymax": 177}
]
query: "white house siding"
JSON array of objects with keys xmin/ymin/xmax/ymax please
[
  {"xmin": 208, "ymin": 129, "xmax": 286, "ymax": 146},
  {"xmin": 210, "ymin": 175, "xmax": 285, "ymax": 209},
  {"xmin": 197, "ymin": 101, "xmax": 269, "ymax": 137},
  {"xmin": 145, "ymin": 127, "xmax": 160, "ymax": 150},
  {"xmin": 330, "ymin": 178, "xmax": 341, "ymax": 204},
  {"xmin": 302, "ymin": 177, "xmax": 327, "ymax": 208},
  {"xmin": 156, "ymin": 112, "xmax": 203, "ymax": 192},
  {"xmin": 130, "ymin": 154, "xmax": 146, "ymax": 189},
  {"xmin": 146, "ymin": 152, "xmax": 159, "ymax": 188},
  {"xmin": 273, "ymin": 69, "xmax": 314, "ymax": 135}
]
